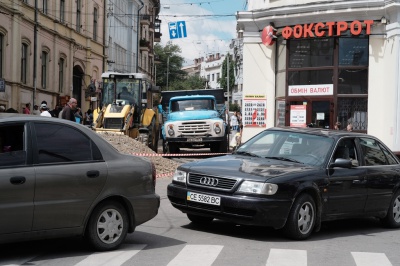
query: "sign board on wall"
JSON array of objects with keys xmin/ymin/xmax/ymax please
[
  {"xmin": 243, "ymin": 95, "xmax": 266, "ymax": 127},
  {"xmin": 288, "ymin": 84, "xmax": 333, "ymax": 96},
  {"xmin": 290, "ymin": 105, "xmax": 307, "ymax": 127}
]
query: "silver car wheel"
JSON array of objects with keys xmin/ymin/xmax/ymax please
[
  {"xmin": 393, "ymin": 196, "xmax": 400, "ymax": 223},
  {"xmin": 96, "ymin": 208, "xmax": 124, "ymax": 244},
  {"xmin": 298, "ymin": 202, "xmax": 314, "ymax": 235}
]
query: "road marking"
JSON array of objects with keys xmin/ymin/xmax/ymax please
[
  {"xmin": 266, "ymin": 249, "xmax": 307, "ymax": 266},
  {"xmin": 74, "ymin": 244, "xmax": 146, "ymax": 266},
  {"xmin": 1, "ymin": 255, "xmax": 38, "ymax": 266},
  {"xmin": 352, "ymin": 252, "xmax": 392, "ymax": 266},
  {"xmin": 167, "ymin": 245, "xmax": 223, "ymax": 266}
]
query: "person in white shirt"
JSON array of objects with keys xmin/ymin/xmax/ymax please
[
  {"xmin": 40, "ymin": 104, "xmax": 52, "ymax": 117},
  {"xmin": 230, "ymin": 111, "xmax": 239, "ymax": 131}
]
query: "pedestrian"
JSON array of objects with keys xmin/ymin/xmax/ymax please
[
  {"xmin": 32, "ymin": 105, "xmax": 40, "ymax": 115},
  {"xmin": 346, "ymin": 123, "xmax": 353, "ymax": 131},
  {"xmin": 85, "ymin": 109, "xmax": 93, "ymax": 125},
  {"xmin": 61, "ymin": 98, "xmax": 78, "ymax": 122},
  {"xmin": 334, "ymin": 122, "xmax": 341, "ymax": 130},
  {"xmin": 23, "ymin": 103, "xmax": 31, "ymax": 114},
  {"xmin": 39, "ymin": 103, "xmax": 52, "ymax": 117},
  {"xmin": 74, "ymin": 107, "xmax": 83, "ymax": 124},
  {"xmin": 230, "ymin": 111, "xmax": 239, "ymax": 132}
]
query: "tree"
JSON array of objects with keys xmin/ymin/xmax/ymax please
[
  {"xmin": 154, "ymin": 42, "xmax": 186, "ymax": 90},
  {"xmin": 169, "ymin": 75, "xmax": 208, "ymax": 91},
  {"xmin": 218, "ymin": 53, "xmax": 235, "ymax": 92}
]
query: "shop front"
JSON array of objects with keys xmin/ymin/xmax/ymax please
[{"xmin": 237, "ymin": 2, "xmax": 400, "ymax": 152}]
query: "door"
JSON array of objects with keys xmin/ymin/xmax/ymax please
[
  {"xmin": 31, "ymin": 122, "xmax": 107, "ymax": 230},
  {"xmin": 0, "ymin": 123, "xmax": 35, "ymax": 234},
  {"xmin": 326, "ymin": 138, "xmax": 367, "ymax": 216},
  {"xmin": 287, "ymin": 99, "xmax": 332, "ymax": 128},
  {"xmin": 310, "ymin": 100, "xmax": 331, "ymax": 129}
]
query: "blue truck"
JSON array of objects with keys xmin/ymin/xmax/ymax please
[{"xmin": 160, "ymin": 89, "xmax": 229, "ymax": 154}]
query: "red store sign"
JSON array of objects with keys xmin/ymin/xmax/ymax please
[{"xmin": 282, "ymin": 20, "xmax": 374, "ymax": 39}]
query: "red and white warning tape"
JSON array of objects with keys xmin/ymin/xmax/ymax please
[
  {"xmin": 156, "ymin": 172, "xmax": 175, "ymax": 178},
  {"xmin": 131, "ymin": 152, "xmax": 230, "ymax": 157}
]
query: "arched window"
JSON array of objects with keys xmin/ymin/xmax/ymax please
[
  {"xmin": 21, "ymin": 43, "xmax": 28, "ymax": 84},
  {"xmin": 41, "ymin": 51, "xmax": 48, "ymax": 89}
]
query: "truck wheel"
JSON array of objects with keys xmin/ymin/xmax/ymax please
[
  {"xmin": 168, "ymin": 143, "xmax": 179, "ymax": 154},
  {"xmin": 219, "ymin": 134, "xmax": 228, "ymax": 153}
]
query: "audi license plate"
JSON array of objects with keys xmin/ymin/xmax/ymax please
[
  {"xmin": 187, "ymin": 137, "xmax": 202, "ymax": 142},
  {"xmin": 187, "ymin": 192, "xmax": 220, "ymax": 206}
]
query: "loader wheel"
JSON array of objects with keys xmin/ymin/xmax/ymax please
[{"xmin": 148, "ymin": 117, "xmax": 158, "ymax": 152}]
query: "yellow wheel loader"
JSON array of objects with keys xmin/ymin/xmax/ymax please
[{"xmin": 93, "ymin": 72, "xmax": 160, "ymax": 152}]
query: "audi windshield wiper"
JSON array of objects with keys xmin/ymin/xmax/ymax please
[
  {"xmin": 235, "ymin": 151, "xmax": 260, "ymax": 157},
  {"xmin": 265, "ymin": 156, "xmax": 304, "ymax": 164}
]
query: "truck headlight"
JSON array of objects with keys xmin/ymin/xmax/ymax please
[
  {"xmin": 173, "ymin": 170, "xmax": 187, "ymax": 183},
  {"xmin": 238, "ymin": 181, "xmax": 278, "ymax": 195},
  {"xmin": 167, "ymin": 124, "xmax": 175, "ymax": 136},
  {"xmin": 214, "ymin": 123, "xmax": 222, "ymax": 134}
]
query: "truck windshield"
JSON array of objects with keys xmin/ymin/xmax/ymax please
[
  {"xmin": 171, "ymin": 99, "xmax": 215, "ymax": 112},
  {"xmin": 101, "ymin": 78, "xmax": 141, "ymax": 106}
]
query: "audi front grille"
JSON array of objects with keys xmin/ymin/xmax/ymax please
[{"xmin": 188, "ymin": 173, "xmax": 237, "ymax": 190}]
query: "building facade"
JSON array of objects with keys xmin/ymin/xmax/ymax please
[
  {"xmin": 0, "ymin": 0, "xmax": 105, "ymax": 113},
  {"xmin": 137, "ymin": 0, "xmax": 160, "ymax": 81},
  {"xmin": 237, "ymin": 0, "xmax": 400, "ymax": 153}
]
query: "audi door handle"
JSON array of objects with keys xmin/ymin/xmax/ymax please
[
  {"xmin": 87, "ymin": 170, "xmax": 100, "ymax": 178},
  {"xmin": 10, "ymin": 176, "xmax": 26, "ymax": 185}
]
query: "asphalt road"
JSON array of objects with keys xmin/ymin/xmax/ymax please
[{"xmin": 1, "ymin": 178, "xmax": 400, "ymax": 266}]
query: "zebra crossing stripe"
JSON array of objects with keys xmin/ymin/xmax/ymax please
[
  {"xmin": 351, "ymin": 252, "xmax": 392, "ymax": 266},
  {"xmin": 74, "ymin": 244, "xmax": 146, "ymax": 266},
  {"xmin": 266, "ymin": 249, "xmax": 307, "ymax": 266},
  {"xmin": 167, "ymin": 245, "xmax": 223, "ymax": 266}
]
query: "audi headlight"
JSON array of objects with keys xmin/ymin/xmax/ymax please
[
  {"xmin": 173, "ymin": 170, "xmax": 187, "ymax": 183},
  {"xmin": 238, "ymin": 181, "xmax": 278, "ymax": 195}
]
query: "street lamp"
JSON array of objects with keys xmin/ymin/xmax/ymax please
[{"xmin": 167, "ymin": 55, "xmax": 170, "ymax": 91}]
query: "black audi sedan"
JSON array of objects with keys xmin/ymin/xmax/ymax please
[{"xmin": 167, "ymin": 127, "xmax": 400, "ymax": 240}]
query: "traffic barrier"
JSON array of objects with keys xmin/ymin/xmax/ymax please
[{"xmin": 131, "ymin": 152, "xmax": 230, "ymax": 157}]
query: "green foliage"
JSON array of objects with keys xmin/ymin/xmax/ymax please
[
  {"xmin": 229, "ymin": 103, "xmax": 241, "ymax": 112},
  {"xmin": 154, "ymin": 42, "xmax": 187, "ymax": 90},
  {"xmin": 168, "ymin": 75, "xmax": 208, "ymax": 91},
  {"xmin": 218, "ymin": 53, "xmax": 235, "ymax": 91}
]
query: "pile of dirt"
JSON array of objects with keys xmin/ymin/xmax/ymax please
[{"xmin": 97, "ymin": 132, "xmax": 181, "ymax": 178}]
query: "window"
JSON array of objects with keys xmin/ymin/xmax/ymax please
[
  {"xmin": 0, "ymin": 33, "xmax": 3, "ymax": 78},
  {"xmin": 41, "ymin": 51, "xmax": 48, "ymax": 89},
  {"xmin": 21, "ymin": 43, "xmax": 28, "ymax": 84},
  {"xmin": 93, "ymin": 8, "xmax": 98, "ymax": 41},
  {"xmin": 0, "ymin": 124, "xmax": 26, "ymax": 167},
  {"xmin": 379, "ymin": 143, "xmax": 399, "ymax": 165},
  {"xmin": 59, "ymin": 58, "xmax": 64, "ymax": 92},
  {"xmin": 60, "ymin": 0, "xmax": 65, "ymax": 23},
  {"xmin": 212, "ymin": 74, "xmax": 214, "ymax": 81},
  {"xmin": 43, "ymin": 0, "xmax": 48, "ymax": 14},
  {"xmin": 359, "ymin": 138, "xmax": 389, "ymax": 166},
  {"xmin": 76, "ymin": 0, "xmax": 81, "ymax": 32},
  {"xmin": 337, "ymin": 98, "xmax": 367, "ymax": 131},
  {"xmin": 289, "ymin": 38, "xmax": 334, "ymax": 68},
  {"xmin": 34, "ymin": 123, "xmax": 100, "ymax": 164},
  {"xmin": 333, "ymin": 138, "xmax": 359, "ymax": 166}
]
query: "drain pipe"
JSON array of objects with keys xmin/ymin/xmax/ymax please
[{"xmin": 136, "ymin": 0, "xmax": 144, "ymax": 72}]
